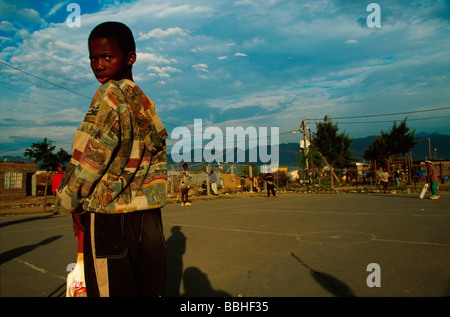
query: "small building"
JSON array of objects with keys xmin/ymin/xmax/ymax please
[{"xmin": 0, "ymin": 161, "xmax": 37, "ymax": 199}]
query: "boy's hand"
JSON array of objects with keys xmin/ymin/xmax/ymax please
[{"xmin": 72, "ymin": 209, "xmax": 85, "ymax": 239}]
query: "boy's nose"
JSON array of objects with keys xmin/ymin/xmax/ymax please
[{"xmin": 94, "ymin": 60, "xmax": 105, "ymax": 71}]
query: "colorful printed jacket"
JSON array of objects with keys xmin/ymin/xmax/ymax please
[
  {"xmin": 57, "ymin": 79, "xmax": 167, "ymax": 214},
  {"xmin": 177, "ymin": 170, "xmax": 191, "ymax": 189}
]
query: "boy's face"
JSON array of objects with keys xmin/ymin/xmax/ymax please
[{"xmin": 88, "ymin": 37, "xmax": 136, "ymax": 84}]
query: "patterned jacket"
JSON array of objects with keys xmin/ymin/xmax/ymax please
[
  {"xmin": 177, "ymin": 170, "xmax": 191, "ymax": 189},
  {"xmin": 57, "ymin": 79, "xmax": 167, "ymax": 214}
]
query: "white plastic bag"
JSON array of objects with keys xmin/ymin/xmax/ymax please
[{"xmin": 66, "ymin": 231, "xmax": 87, "ymax": 297}]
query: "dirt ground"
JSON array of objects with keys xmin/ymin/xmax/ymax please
[
  {"xmin": 0, "ymin": 191, "xmax": 262, "ymax": 217},
  {"xmin": 1, "ymin": 182, "xmax": 448, "ymax": 217}
]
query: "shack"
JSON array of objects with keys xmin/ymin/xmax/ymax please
[{"xmin": 0, "ymin": 161, "xmax": 37, "ymax": 199}]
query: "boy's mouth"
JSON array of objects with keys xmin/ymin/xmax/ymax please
[{"xmin": 96, "ymin": 76, "xmax": 109, "ymax": 84}]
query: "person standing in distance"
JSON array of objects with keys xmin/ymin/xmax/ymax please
[
  {"xmin": 425, "ymin": 160, "xmax": 439, "ymax": 199},
  {"xmin": 178, "ymin": 163, "xmax": 191, "ymax": 206}
]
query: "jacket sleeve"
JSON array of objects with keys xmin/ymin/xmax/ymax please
[{"xmin": 57, "ymin": 85, "xmax": 121, "ymax": 212}]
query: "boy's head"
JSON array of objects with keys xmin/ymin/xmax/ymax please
[{"xmin": 88, "ymin": 22, "xmax": 136, "ymax": 84}]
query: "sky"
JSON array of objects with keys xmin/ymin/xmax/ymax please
[{"xmin": 1, "ymin": 0, "xmax": 449, "ymax": 160}]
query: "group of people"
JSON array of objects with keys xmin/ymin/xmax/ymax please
[
  {"xmin": 377, "ymin": 161, "xmax": 439, "ymax": 199},
  {"xmin": 176, "ymin": 164, "xmax": 277, "ymax": 206},
  {"xmin": 176, "ymin": 164, "xmax": 221, "ymax": 207},
  {"xmin": 240, "ymin": 176, "xmax": 268, "ymax": 193}
]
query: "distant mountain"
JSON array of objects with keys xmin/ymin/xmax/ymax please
[
  {"xmin": 3, "ymin": 133, "xmax": 448, "ymax": 168},
  {"xmin": 240, "ymin": 132, "xmax": 450, "ymax": 168},
  {"xmin": 0, "ymin": 156, "xmax": 33, "ymax": 163},
  {"xmin": 350, "ymin": 132, "xmax": 450, "ymax": 162}
]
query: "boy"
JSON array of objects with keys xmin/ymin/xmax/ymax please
[
  {"xmin": 52, "ymin": 166, "xmax": 64, "ymax": 214},
  {"xmin": 177, "ymin": 163, "xmax": 191, "ymax": 206},
  {"xmin": 265, "ymin": 168, "xmax": 276, "ymax": 197},
  {"xmin": 379, "ymin": 167, "xmax": 389, "ymax": 194},
  {"xmin": 57, "ymin": 22, "xmax": 167, "ymax": 297},
  {"xmin": 425, "ymin": 160, "xmax": 439, "ymax": 199}
]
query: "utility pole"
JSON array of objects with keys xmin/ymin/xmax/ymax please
[
  {"xmin": 206, "ymin": 164, "xmax": 210, "ymax": 196},
  {"xmin": 428, "ymin": 138, "xmax": 431, "ymax": 159},
  {"xmin": 300, "ymin": 118, "xmax": 308, "ymax": 180},
  {"xmin": 307, "ymin": 126, "xmax": 314, "ymax": 184}
]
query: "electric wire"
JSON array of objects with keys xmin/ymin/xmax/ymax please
[
  {"xmin": 0, "ymin": 60, "xmax": 92, "ymax": 100},
  {"xmin": 1, "ymin": 61, "xmax": 449, "ymax": 158},
  {"xmin": 305, "ymin": 106, "xmax": 450, "ymax": 122}
]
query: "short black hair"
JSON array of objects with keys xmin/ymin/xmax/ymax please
[{"xmin": 88, "ymin": 21, "xmax": 136, "ymax": 54}]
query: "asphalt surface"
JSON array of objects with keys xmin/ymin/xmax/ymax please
[{"xmin": 1, "ymin": 192, "xmax": 449, "ymax": 298}]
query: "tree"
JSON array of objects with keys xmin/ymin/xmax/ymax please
[
  {"xmin": 384, "ymin": 118, "xmax": 418, "ymax": 156},
  {"xmin": 362, "ymin": 136, "xmax": 388, "ymax": 163},
  {"xmin": 296, "ymin": 145, "xmax": 322, "ymax": 171},
  {"xmin": 363, "ymin": 118, "xmax": 418, "ymax": 162},
  {"xmin": 312, "ymin": 116, "xmax": 356, "ymax": 168},
  {"xmin": 24, "ymin": 138, "xmax": 71, "ymax": 171}
]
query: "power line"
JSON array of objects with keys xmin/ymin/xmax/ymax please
[
  {"xmin": 306, "ymin": 106, "xmax": 450, "ymax": 122},
  {"xmin": 1, "ymin": 60, "xmax": 186, "ymax": 128},
  {"xmin": 0, "ymin": 82, "xmax": 88, "ymax": 110},
  {"xmin": 332, "ymin": 115, "xmax": 450, "ymax": 125},
  {"xmin": 0, "ymin": 60, "xmax": 92, "ymax": 100}
]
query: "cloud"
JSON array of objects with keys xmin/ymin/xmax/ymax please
[
  {"xmin": 47, "ymin": 1, "xmax": 68, "ymax": 17},
  {"xmin": 0, "ymin": 21, "xmax": 16, "ymax": 32},
  {"xmin": 0, "ymin": 0, "xmax": 449, "ymax": 157},
  {"xmin": 345, "ymin": 39, "xmax": 358, "ymax": 44},
  {"xmin": 147, "ymin": 65, "xmax": 182, "ymax": 79},
  {"xmin": 138, "ymin": 27, "xmax": 188, "ymax": 40},
  {"xmin": 137, "ymin": 52, "xmax": 175, "ymax": 65},
  {"xmin": 192, "ymin": 63, "xmax": 208, "ymax": 70}
]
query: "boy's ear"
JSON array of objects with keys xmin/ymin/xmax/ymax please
[{"xmin": 127, "ymin": 51, "xmax": 137, "ymax": 66}]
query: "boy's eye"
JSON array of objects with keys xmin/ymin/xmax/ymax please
[{"xmin": 104, "ymin": 56, "xmax": 112, "ymax": 61}]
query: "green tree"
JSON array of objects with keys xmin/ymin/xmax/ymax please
[
  {"xmin": 362, "ymin": 136, "xmax": 388, "ymax": 163},
  {"xmin": 384, "ymin": 118, "xmax": 418, "ymax": 156},
  {"xmin": 363, "ymin": 118, "xmax": 418, "ymax": 162},
  {"xmin": 296, "ymin": 145, "xmax": 322, "ymax": 171},
  {"xmin": 312, "ymin": 116, "xmax": 356, "ymax": 168},
  {"xmin": 24, "ymin": 138, "xmax": 71, "ymax": 171}
]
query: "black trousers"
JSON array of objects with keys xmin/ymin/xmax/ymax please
[
  {"xmin": 267, "ymin": 184, "xmax": 276, "ymax": 196},
  {"xmin": 180, "ymin": 188, "xmax": 189, "ymax": 203},
  {"xmin": 82, "ymin": 209, "xmax": 166, "ymax": 297}
]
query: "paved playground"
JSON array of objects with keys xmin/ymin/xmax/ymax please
[{"xmin": 0, "ymin": 192, "xmax": 449, "ymax": 298}]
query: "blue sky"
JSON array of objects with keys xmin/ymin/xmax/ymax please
[{"xmin": 1, "ymin": 0, "xmax": 449, "ymax": 159}]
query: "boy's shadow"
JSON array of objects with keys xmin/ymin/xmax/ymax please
[
  {"xmin": 166, "ymin": 226, "xmax": 186, "ymax": 296},
  {"xmin": 182, "ymin": 267, "xmax": 231, "ymax": 297},
  {"xmin": 165, "ymin": 226, "xmax": 230, "ymax": 297}
]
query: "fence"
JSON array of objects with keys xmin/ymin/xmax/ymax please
[
  {"xmin": 167, "ymin": 163, "xmax": 289, "ymax": 196},
  {"xmin": 292, "ymin": 158, "xmax": 449, "ymax": 190}
]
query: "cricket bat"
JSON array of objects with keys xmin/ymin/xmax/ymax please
[{"xmin": 419, "ymin": 183, "xmax": 428, "ymax": 199}]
